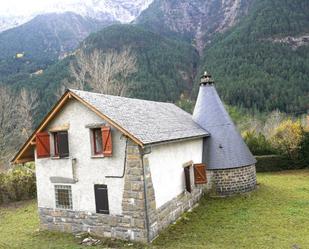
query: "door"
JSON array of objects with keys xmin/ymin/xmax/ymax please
[{"xmin": 94, "ymin": 184, "xmax": 109, "ymax": 214}]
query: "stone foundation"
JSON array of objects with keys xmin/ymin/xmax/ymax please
[
  {"xmin": 148, "ymin": 187, "xmax": 203, "ymax": 240},
  {"xmin": 207, "ymin": 164, "xmax": 256, "ymax": 196}
]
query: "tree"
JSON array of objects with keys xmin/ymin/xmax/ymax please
[
  {"xmin": 270, "ymin": 119, "xmax": 303, "ymax": 160},
  {"xmin": 70, "ymin": 47, "xmax": 137, "ymax": 96}
]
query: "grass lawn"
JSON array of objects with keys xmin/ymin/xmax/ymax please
[{"xmin": 1, "ymin": 170, "xmax": 309, "ymax": 249}]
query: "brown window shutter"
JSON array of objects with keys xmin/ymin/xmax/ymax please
[
  {"xmin": 36, "ymin": 132, "xmax": 50, "ymax": 158},
  {"xmin": 102, "ymin": 126, "xmax": 112, "ymax": 157},
  {"xmin": 194, "ymin": 164, "xmax": 207, "ymax": 184}
]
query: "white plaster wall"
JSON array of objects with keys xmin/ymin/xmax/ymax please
[
  {"xmin": 147, "ymin": 139, "xmax": 203, "ymax": 209},
  {"xmin": 35, "ymin": 99, "xmax": 126, "ymax": 215}
]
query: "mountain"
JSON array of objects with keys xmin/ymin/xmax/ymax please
[
  {"xmin": 0, "ymin": 0, "xmax": 153, "ymax": 32},
  {"xmin": 136, "ymin": 0, "xmax": 309, "ymax": 113},
  {"xmin": 0, "ymin": 12, "xmax": 113, "ymax": 83},
  {"xmin": 199, "ymin": 0, "xmax": 309, "ymax": 113},
  {"xmin": 136, "ymin": 0, "xmax": 252, "ymax": 53},
  {"xmin": 82, "ymin": 24, "xmax": 199, "ymax": 101}
]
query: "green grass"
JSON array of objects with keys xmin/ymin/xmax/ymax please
[{"xmin": 1, "ymin": 170, "xmax": 309, "ymax": 249}]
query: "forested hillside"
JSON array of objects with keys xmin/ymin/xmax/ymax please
[{"xmin": 199, "ymin": 0, "xmax": 309, "ymax": 113}]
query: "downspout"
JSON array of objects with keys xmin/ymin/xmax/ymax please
[{"xmin": 140, "ymin": 146, "xmax": 152, "ymax": 243}]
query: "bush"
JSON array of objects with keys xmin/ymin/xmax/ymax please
[
  {"xmin": 270, "ymin": 119, "xmax": 303, "ymax": 160},
  {"xmin": 0, "ymin": 164, "xmax": 36, "ymax": 204},
  {"xmin": 299, "ymin": 132, "xmax": 309, "ymax": 165},
  {"xmin": 243, "ymin": 130, "xmax": 276, "ymax": 155}
]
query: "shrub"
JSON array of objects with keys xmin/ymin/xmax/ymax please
[
  {"xmin": 299, "ymin": 132, "xmax": 309, "ymax": 165},
  {"xmin": 242, "ymin": 130, "xmax": 276, "ymax": 155},
  {"xmin": 270, "ymin": 119, "xmax": 303, "ymax": 160},
  {"xmin": 255, "ymin": 155, "xmax": 294, "ymax": 172},
  {"xmin": 0, "ymin": 164, "xmax": 36, "ymax": 204}
]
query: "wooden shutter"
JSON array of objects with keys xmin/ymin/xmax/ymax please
[
  {"xmin": 94, "ymin": 184, "xmax": 109, "ymax": 214},
  {"xmin": 184, "ymin": 167, "xmax": 191, "ymax": 193},
  {"xmin": 36, "ymin": 132, "xmax": 50, "ymax": 158},
  {"xmin": 57, "ymin": 131, "xmax": 69, "ymax": 158},
  {"xmin": 194, "ymin": 164, "xmax": 207, "ymax": 184},
  {"xmin": 102, "ymin": 126, "xmax": 112, "ymax": 157}
]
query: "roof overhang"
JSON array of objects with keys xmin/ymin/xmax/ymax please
[{"xmin": 11, "ymin": 90, "xmax": 144, "ymax": 164}]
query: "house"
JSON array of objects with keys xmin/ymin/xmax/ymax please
[{"xmin": 12, "ymin": 72, "xmax": 256, "ymax": 242}]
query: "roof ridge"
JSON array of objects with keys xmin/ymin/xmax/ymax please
[{"xmin": 69, "ymin": 89, "xmax": 176, "ymax": 105}]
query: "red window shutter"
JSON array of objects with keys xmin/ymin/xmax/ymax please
[
  {"xmin": 102, "ymin": 126, "xmax": 112, "ymax": 157},
  {"xmin": 194, "ymin": 164, "xmax": 207, "ymax": 184},
  {"xmin": 36, "ymin": 132, "xmax": 50, "ymax": 158}
]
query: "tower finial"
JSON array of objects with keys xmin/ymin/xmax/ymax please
[{"xmin": 200, "ymin": 70, "xmax": 214, "ymax": 85}]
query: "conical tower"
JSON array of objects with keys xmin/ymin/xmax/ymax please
[{"xmin": 193, "ymin": 71, "xmax": 256, "ymax": 195}]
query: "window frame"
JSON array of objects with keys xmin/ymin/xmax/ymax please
[
  {"xmin": 51, "ymin": 131, "xmax": 69, "ymax": 158},
  {"xmin": 55, "ymin": 185, "xmax": 72, "ymax": 210}
]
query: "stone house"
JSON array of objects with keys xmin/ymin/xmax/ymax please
[{"xmin": 12, "ymin": 72, "xmax": 256, "ymax": 242}]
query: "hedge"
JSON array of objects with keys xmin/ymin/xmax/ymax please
[{"xmin": 255, "ymin": 155, "xmax": 306, "ymax": 172}]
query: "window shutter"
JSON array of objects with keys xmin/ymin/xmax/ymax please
[
  {"xmin": 36, "ymin": 132, "xmax": 50, "ymax": 158},
  {"xmin": 57, "ymin": 131, "xmax": 69, "ymax": 158},
  {"xmin": 102, "ymin": 126, "xmax": 112, "ymax": 157},
  {"xmin": 94, "ymin": 184, "xmax": 109, "ymax": 214},
  {"xmin": 194, "ymin": 164, "xmax": 207, "ymax": 184}
]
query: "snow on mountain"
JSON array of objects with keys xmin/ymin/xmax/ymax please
[{"xmin": 0, "ymin": 0, "xmax": 153, "ymax": 32}]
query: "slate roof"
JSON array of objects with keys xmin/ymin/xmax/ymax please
[
  {"xmin": 193, "ymin": 84, "xmax": 256, "ymax": 169},
  {"xmin": 70, "ymin": 89, "xmax": 209, "ymax": 145}
]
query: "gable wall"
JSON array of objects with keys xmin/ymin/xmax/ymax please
[{"xmin": 35, "ymin": 99, "xmax": 127, "ymax": 215}]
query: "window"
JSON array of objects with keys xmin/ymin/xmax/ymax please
[
  {"xmin": 92, "ymin": 128, "xmax": 103, "ymax": 155},
  {"xmin": 55, "ymin": 185, "xmax": 72, "ymax": 209},
  {"xmin": 184, "ymin": 166, "xmax": 192, "ymax": 193},
  {"xmin": 52, "ymin": 131, "xmax": 69, "ymax": 158}
]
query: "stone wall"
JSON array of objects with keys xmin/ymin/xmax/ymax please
[
  {"xmin": 39, "ymin": 139, "xmax": 149, "ymax": 242},
  {"xmin": 148, "ymin": 187, "xmax": 203, "ymax": 241},
  {"xmin": 207, "ymin": 164, "xmax": 256, "ymax": 196}
]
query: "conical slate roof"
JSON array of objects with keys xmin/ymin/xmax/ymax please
[{"xmin": 193, "ymin": 73, "xmax": 256, "ymax": 170}]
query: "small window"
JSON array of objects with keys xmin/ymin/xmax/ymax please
[
  {"xmin": 52, "ymin": 131, "xmax": 69, "ymax": 158},
  {"xmin": 55, "ymin": 185, "xmax": 72, "ymax": 209},
  {"xmin": 92, "ymin": 128, "xmax": 103, "ymax": 155},
  {"xmin": 184, "ymin": 166, "xmax": 192, "ymax": 193}
]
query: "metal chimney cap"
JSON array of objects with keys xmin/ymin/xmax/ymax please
[{"xmin": 200, "ymin": 71, "xmax": 214, "ymax": 85}]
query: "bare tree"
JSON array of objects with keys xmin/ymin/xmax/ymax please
[
  {"xmin": 70, "ymin": 46, "xmax": 137, "ymax": 96},
  {"xmin": 18, "ymin": 88, "xmax": 39, "ymax": 138}
]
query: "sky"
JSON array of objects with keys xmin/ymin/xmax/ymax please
[{"xmin": 0, "ymin": 0, "xmax": 78, "ymax": 16}]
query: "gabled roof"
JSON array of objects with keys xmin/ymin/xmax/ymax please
[
  {"xmin": 193, "ymin": 84, "xmax": 256, "ymax": 170},
  {"xmin": 71, "ymin": 89, "xmax": 208, "ymax": 145},
  {"xmin": 12, "ymin": 89, "xmax": 208, "ymax": 164}
]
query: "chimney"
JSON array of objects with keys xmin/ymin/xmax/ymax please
[
  {"xmin": 193, "ymin": 70, "xmax": 256, "ymax": 170},
  {"xmin": 200, "ymin": 71, "xmax": 214, "ymax": 85}
]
